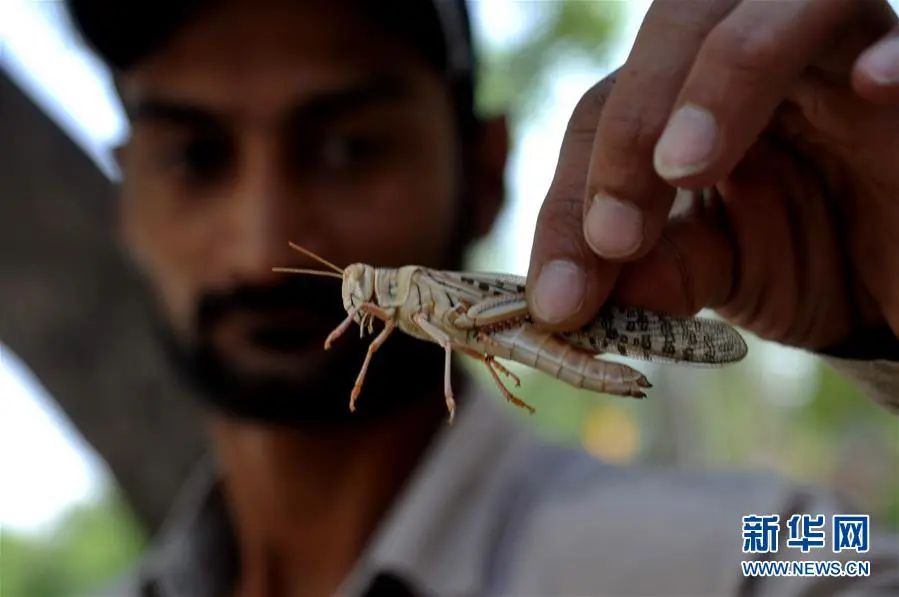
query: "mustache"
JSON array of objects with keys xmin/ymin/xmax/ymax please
[{"xmin": 196, "ymin": 273, "xmax": 346, "ymax": 332}]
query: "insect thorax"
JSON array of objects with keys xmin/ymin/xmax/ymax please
[{"xmin": 374, "ymin": 265, "xmax": 419, "ymax": 308}]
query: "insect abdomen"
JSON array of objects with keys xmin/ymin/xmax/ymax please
[{"xmin": 488, "ymin": 326, "xmax": 650, "ymax": 398}]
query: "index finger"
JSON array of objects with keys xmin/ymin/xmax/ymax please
[
  {"xmin": 527, "ymin": 0, "xmax": 734, "ymax": 330},
  {"xmin": 583, "ymin": 0, "xmax": 736, "ymax": 262},
  {"xmin": 526, "ymin": 77, "xmax": 621, "ymax": 330}
]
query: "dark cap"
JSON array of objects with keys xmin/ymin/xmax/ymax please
[
  {"xmin": 66, "ymin": 0, "xmax": 474, "ymax": 81},
  {"xmin": 67, "ymin": 0, "xmax": 477, "ymax": 128}
]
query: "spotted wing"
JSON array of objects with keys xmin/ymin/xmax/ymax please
[
  {"xmin": 561, "ymin": 305, "xmax": 748, "ymax": 366},
  {"xmin": 428, "ymin": 270, "xmax": 748, "ymax": 366}
]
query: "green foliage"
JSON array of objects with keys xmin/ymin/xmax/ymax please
[
  {"xmin": 1, "ymin": 490, "xmax": 145, "ymax": 597},
  {"xmin": 476, "ymin": 1, "xmax": 623, "ymax": 120}
]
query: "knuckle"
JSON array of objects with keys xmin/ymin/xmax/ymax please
[
  {"xmin": 535, "ymin": 193, "xmax": 589, "ymax": 257},
  {"xmin": 703, "ymin": 22, "xmax": 784, "ymax": 79},
  {"xmin": 554, "ymin": 75, "xmax": 619, "ymax": 182},
  {"xmin": 601, "ymin": 108, "xmax": 663, "ymax": 155},
  {"xmin": 563, "ymin": 76, "xmax": 617, "ymax": 143},
  {"xmin": 594, "ymin": 107, "xmax": 665, "ymax": 186},
  {"xmin": 548, "ymin": 173, "xmax": 587, "ymax": 209},
  {"xmin": 538, "ymin": 192, "xmax": 583, "ymax": 234},
  {"xmin": 573, "ymin": 76, "xmax": 617, "ymax": 120}
]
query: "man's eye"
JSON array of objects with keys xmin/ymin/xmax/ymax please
[
  {"xmin": 315, "ymin": 133, "xmax": 388, "ymax": 171},
  {"xmin": 161, "ymin": 134, "xmax": 232, "ymax": 182}
]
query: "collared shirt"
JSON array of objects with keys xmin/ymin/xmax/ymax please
[{"xmin": 101, "ymin": 386, "xmax": 899, "ymax": 597}]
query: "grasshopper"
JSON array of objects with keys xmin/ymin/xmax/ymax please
[{"xmin": 274, "ymin": 242, "xmax": 747, "ymax": 422}]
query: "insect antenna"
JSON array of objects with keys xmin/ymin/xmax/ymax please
[
  {"xmin": 287, "ymin": 241, "xmax": 344, "ymax": 274},
  {"xmin": 271, "ymin": 267, "xmax": 343, "ymax": 280}
]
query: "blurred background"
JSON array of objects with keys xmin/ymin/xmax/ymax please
[{"xmin": 1, "ymin": 1, "xmax": 897, "ymax": 596}]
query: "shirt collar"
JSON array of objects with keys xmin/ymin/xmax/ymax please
[{"xmin": 139, "ymin": 457, "xmax": 237, "ymax": 597}]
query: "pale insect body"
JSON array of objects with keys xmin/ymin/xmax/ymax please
[{"xmin": 274, "ymin": 243, "xmax": 748, "ymax": 422}]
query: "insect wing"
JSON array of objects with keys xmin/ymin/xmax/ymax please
[
  {"xmin": 426, "ymin": 270, "xmax": 527, "ymax": 301},
  {"xmin": 561, "ymin": 306, "xmax": 748, "ymax": 366},
  {"xmin": 427, "ymin": 270, "xmax": 747, "ymax": 366}
]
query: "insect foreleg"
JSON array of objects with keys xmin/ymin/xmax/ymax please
[
  {"xmin": 359, "ymin": 312, "xmax": 373, "ymax": 338},
  {"xmin": 349, "ymin": 320, "xmax": 396, "ymax": 412},
  {"xmin": 360, "ymin": 303, "xmax": 393, "ymax": 320},
  {"xmin": 325, "ymin": 303, "xmax": 395, "ymax": 349},
  {"xmin": 412, "ymin": 313, "xmax": 457, "ymax": 423},
  {"xmin": 325, "ymin": 307, "xmax": 361, "ymax": 350}
]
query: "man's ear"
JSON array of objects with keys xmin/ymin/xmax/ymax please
[{"xmin": 470, "ymin": 114, "xmax": 508, "ymax": 240}]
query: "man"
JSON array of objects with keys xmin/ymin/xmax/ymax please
[{"xmin": 66, "ymin": 0, "xmax": 899, "ymax": 595}]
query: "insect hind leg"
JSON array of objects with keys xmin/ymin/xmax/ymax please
[
  {"xmin": 455, "ymin": 346, "xmax": 534, "ymax": 414},
  {"xmin": 486, "ymin": 356, "xmax": 520, "ymax": 387},
  {"xmin": 483, "ymin": 359, "xmax": 535, "ymax": 414}
]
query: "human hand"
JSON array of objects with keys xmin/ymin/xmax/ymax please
[{"xmin": 527, "ymin": 0, "xmax": 899, "ymax": 355}]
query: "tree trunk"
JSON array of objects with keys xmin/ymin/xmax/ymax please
[{"xmin": 0, "ymin": 71, "xmax": 204, "ymax": 532}]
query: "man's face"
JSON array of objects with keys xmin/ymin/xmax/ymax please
[{"xmin": 116, "ymin": 0, "xmax": 503, "ymax": 422}]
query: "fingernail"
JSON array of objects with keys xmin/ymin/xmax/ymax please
[
  {"xmin": 654, "ymin": 104, "xmax": 719, "ymax": 179},
  {"xmin": 584, "ymin": 194, "xmax": 643, "ymax": 258},
  {"xmin": 533, "ymin": 259, "xmax": 585, "ymax": 323},
  {"xmin": 858, "ymin": 37, "xmax": 899, "ymax": 85}
]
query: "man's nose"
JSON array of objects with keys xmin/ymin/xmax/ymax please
[{"xmin": 227, "ymin": 143, "xmax": 318, "ymax": 284}]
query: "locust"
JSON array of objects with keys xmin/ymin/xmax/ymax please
[{"xmin": 273, "ymin": 242, "xmax": 748, "ymax": 423}]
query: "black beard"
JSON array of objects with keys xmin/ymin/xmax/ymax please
[
  {"xmin": 152, "ymin": 272, "xmax": 456, "ymax": 426},
  {"xmin": 151, "ymin": 148, "xmax": 477, "ymax": 426},
  {"xmin": 153, "ymin": 204, "xmax": 475, "ymax": 426}
]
